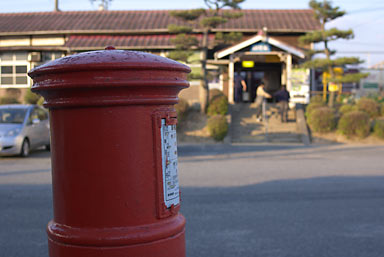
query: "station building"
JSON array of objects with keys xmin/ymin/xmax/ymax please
[{"xmin": 0, "ymin": 9, "xmax": 320, "ymax": 104}]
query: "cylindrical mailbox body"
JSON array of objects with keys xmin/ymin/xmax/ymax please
[{"xmin": 28, "ymin": 49, "xmax": 190, "ymax": 257}]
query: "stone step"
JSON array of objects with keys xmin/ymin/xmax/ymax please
[{"xmin": 230, "ymin": 103, "xmax": 301, "ymax": 143}]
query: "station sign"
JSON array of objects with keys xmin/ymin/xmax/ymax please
[{"xmin": 250, "ymin": 42, "xmax": 271, "ymax": 52}]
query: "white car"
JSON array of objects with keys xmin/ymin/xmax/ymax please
[{"xmin": 0, "ymin": 105, "xmax": 50, "ymax": 157}]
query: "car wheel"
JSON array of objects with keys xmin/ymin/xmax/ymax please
[
  {"xmin": 45, "ymin": 144, "xmax": 51, "ymax": 151},
  {"xmin": 20, "ymin": 139, "xmax": 30, "ymax": 157}
]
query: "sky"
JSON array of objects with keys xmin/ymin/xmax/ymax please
[{"xmin": 2, "ymin": 0, "xmax": 384, "ymax": 68}]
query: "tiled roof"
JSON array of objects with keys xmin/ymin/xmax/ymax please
[
  {"xmin": 0, "ymin": 9, "xmax": 320, "ymax": 35},
  {"xmin": 65, "ymin": 35, "xmax": 174, "ymax": 49},
  {"xmin": 64, "ymin": 34, "xmax": 215, "ymax": 49}
]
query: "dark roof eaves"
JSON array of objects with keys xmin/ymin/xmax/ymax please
[
  {"xmin": 67, "ymin": 46, "xmax": 175, "ymax": 51},
  {"xmin": 0, "ymin": 29, "xmax": 171, "ymax": 36},
  {"xmin": 0, "ymin": 27, "xmax": 318, "ymax": 37},
  {"xmin": 211, "ymin": 28, "xmax": 319, "ymax": 33}
]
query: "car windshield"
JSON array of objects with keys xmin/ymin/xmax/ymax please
[{"xmin": 0, "ymin": 108, "xmax": 27, "ymax": 124}]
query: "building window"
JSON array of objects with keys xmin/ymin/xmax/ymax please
[
  {"xmin": 42, "ymin": 52, "xmax": 64, "ymax": 62},
  {"xmin": 0, "ymin": 52, "xmax": 29, "ymax": 88}
]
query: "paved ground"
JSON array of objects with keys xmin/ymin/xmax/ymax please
[
  {"xmin": 1, "ymin": 144, "xmax": 384, "ymax": 257},
  {"xmin": 230, "ymin": 103, "xmax": 301, "ymax": 143}
]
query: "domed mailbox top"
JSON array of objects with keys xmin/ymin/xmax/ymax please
[{"xmin": 28, "ymin": 47, "xmax": 191, "ymax": 108}]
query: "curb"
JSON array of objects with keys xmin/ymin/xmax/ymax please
[{"xmin": 295, "ymin": 104, "xmax": 311, "ymax": 146}]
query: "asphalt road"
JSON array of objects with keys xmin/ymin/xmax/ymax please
[{"xmin": 1, "ymin": 144, "xmax": 384, "ymax": 257}]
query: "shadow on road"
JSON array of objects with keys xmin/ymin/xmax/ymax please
[
  {"xmin": 1, "ymin": 176, "xmax": 384, "ymax": 257},
  {"xmin": 178, "ymin": 143, "xmax": 308, "ymax": 158},
  {"xmin": 181, "ymin": 176, "xmax": 384, "ymax": 257},
  {"xmin": 177, "ymin": 143, "xmax": 384, "ymax": 163},
  {"xmin": 0, "ymin": 184, "xmax": 52, "ymax": 257},
  {"xmin": 0, "ymin": 149, "xmax": 51, "ymax": 160}
]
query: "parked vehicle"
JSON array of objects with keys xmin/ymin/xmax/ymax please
[{"xmin": 0, "ymin": 105, "xmax": 50, "ymax": 157}]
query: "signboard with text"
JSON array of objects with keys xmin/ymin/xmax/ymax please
[
  {"xmin": 250, "ymin": 42, "xmax": 271, "ymax": 52},
  {"xmin": 289, "ymin": 68, "xmax": 310, "ymax": 104}
]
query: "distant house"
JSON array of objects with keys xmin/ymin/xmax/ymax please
[{"xmin": 0, "ymin": 9, "xmax": 320, "ymax": 104}]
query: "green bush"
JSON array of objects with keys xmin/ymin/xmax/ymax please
[
  {"xmin": 305, "ymin": 101, "xmax": 326, "ymax": 119},
  {"xmin": 0, "ymin": 97, "xmax": 20, "ymax": 105},
  {"xmin": 307, "ymin": 106, "xmax": 336, "ymax": 133},
  {"xmin": 356, "ymin": 98, "xmax": 379, "ymax": 118},
  {"xmin": 175, "ymin": 98, "xmax": 189, "ymax": 121},
  {"xmin": 374, "ymin": 120, "xmax": 384, "ymax": 139},
  {"xmin": 339, "ymin": 104, "xmax": 357, "ymax": 116},
  {"xmin": 209, "ymin": 89, "xmax": 225, "ymax": 102},
  {"xmin": 310, "ymin": 95, "xmax": 325, "ymax": 104},
  {"xmin": 338, "ymin": 111, "xmax": 370, "ymax": 138},
  {"xmin": 207, "ymin": 115, "xmax": 228, "ymax": 141},
  {"xmin": 380, "ymin": 103, "xmax": 384, "ymax": 117},
  {"xmin": 24, "ymin": 89, "xmax": 42, "ymax": 105},
  {"xmin": 366, "ymin": 92, "xmax": 384, "ymax": 104},
  {"xmin": 207, "ymin": 95, "xmax": 228, "ymax": 116},
  {"xmin": 341, "ymin": 94, "xmax": 356, "ymax": 105}
]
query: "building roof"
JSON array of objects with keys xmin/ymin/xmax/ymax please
[
  {"xmin": 63, "ymin": 34, "xmax": 216, "ymax": 50},
  {"xmin": 216, "ymin": 35, "xmax": 305, "ymax": 59},
  {"xmin": 0, "ymin": 9, "xmax": 320, "ymax": 36}
]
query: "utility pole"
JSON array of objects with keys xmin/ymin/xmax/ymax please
[{"xmin": 54, "ymin": 0, "xmax": 60, "ymax": 12}]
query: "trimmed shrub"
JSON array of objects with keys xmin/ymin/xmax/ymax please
[
  {"xmin": 366, "ymin": 92, "xmax": 384, "ymax": 104},
  {"xmin": 209, "ymin": 89, "xmax": 225, "ymax": 102},
  {"xmin": 307, "ymin": 106, "xmax": 336, "ymax": 133},
  {"xmin": 339, "ymin": 104, "xmax": 357, "ymax": 116},
  {"xmin": 24, "ymin": 89, "xmax": 42, "ymax": 104},
  {"xmin": 310, "ymin": 95, "xmax": 325, "ymax": 104},
  {"xmin": 356, "ymin": 98, "xmax": 379, "ymax": 118},
  {"xmin": 373, "ymin": 120, "xmax": 384, "ymax": 139},
  {"xmin": 305, "ymin": 101, "xmax": 326, "ymax": 118},
  {"xmin": 0, "ymin": 97, "xmax": 20, "ymax": 105},
  {"xmin": 207, "ymin": 115, "xmax": 228, "ymax": 141},
  {"xmin": 380, "ymin": 103, "xmax": 384, "ymax": 117},
  {"xmin": 175, "ymin": 98, "xmax": 189, "ymax": 121},
  {"xmin": 338, "ymin": 111, "xmax": 370, "ymax": 138},
  {"xmin": 207, "ymin": 95, "xmax": 228, "ymax": 116}
]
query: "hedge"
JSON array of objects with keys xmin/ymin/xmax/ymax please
[
  {"xmin": 207, "ymin": 95, "xmax": 228, "ymax": 116},
  {"xmin": 307, "ymin": 106, "xmax": 336, "ymax": 133},
  {"xmin": 373, "ymin": 120, "xmax": 384, "ymax": 139},
  {"xmin": 338, "ymin": 111, "xmax": 370, "ymax": 138},
  {"xmin": 175, "ymin": 98, "xmax": 189, "ymax": 121},
  {"xmin": 357, "ymin": 98, "xmax": 379, "ymax": 118},
  {"xmin": 207, "ymin": 115, "xmax": 228, "ymax": 141}
]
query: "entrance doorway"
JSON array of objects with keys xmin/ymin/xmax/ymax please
[{"xmin": 235, "ymin": 63, "xmax": 282, "ymax": 103}]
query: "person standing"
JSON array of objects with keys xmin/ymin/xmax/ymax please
[
  {"xmin": 273, "ymin": 85, "xmax": 290, "ymax": 122},
  {"xmin": 255, "ymin": 81, "xmax": 271, "ymax": 121},
  {"xmin": 234, "ymin": 74, "xmax": 247, "ymax": 103}
]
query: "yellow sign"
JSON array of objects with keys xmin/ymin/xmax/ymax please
[
  {"xmin": 322, "ymin": 67, "xmax": 343, "ymax": 84},
  {"xmin": 323, "ymin": 68, "xmax": 343, "ymax": 96},
  {"xmin": 242, "ymin": 61, "xmax": 254, "ymax": 68},
  {"xmin": 329, "ymin": 83, "xmax": 339, "ymax": 92}
]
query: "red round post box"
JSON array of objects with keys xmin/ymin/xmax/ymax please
[{"xmin": 28, "ymin": 47, "xmax": 190, "ymax": 257}]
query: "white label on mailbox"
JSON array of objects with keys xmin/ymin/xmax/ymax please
[{"xmin": 161, "ymin": 119, "xmax": 180, "ymax": 208}]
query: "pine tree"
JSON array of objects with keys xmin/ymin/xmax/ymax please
[
  {"xmin": 299, "ymin": 0, "xmax": 368, "ymax": 107},
  {"xmin": 168, "ymin": 0, "xmax": 245, "ymax": 113}
]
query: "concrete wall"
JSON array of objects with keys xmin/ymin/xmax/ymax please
[{"xmin": 0, "ymin": 36, "xmax": 66, "ymax": 47}]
